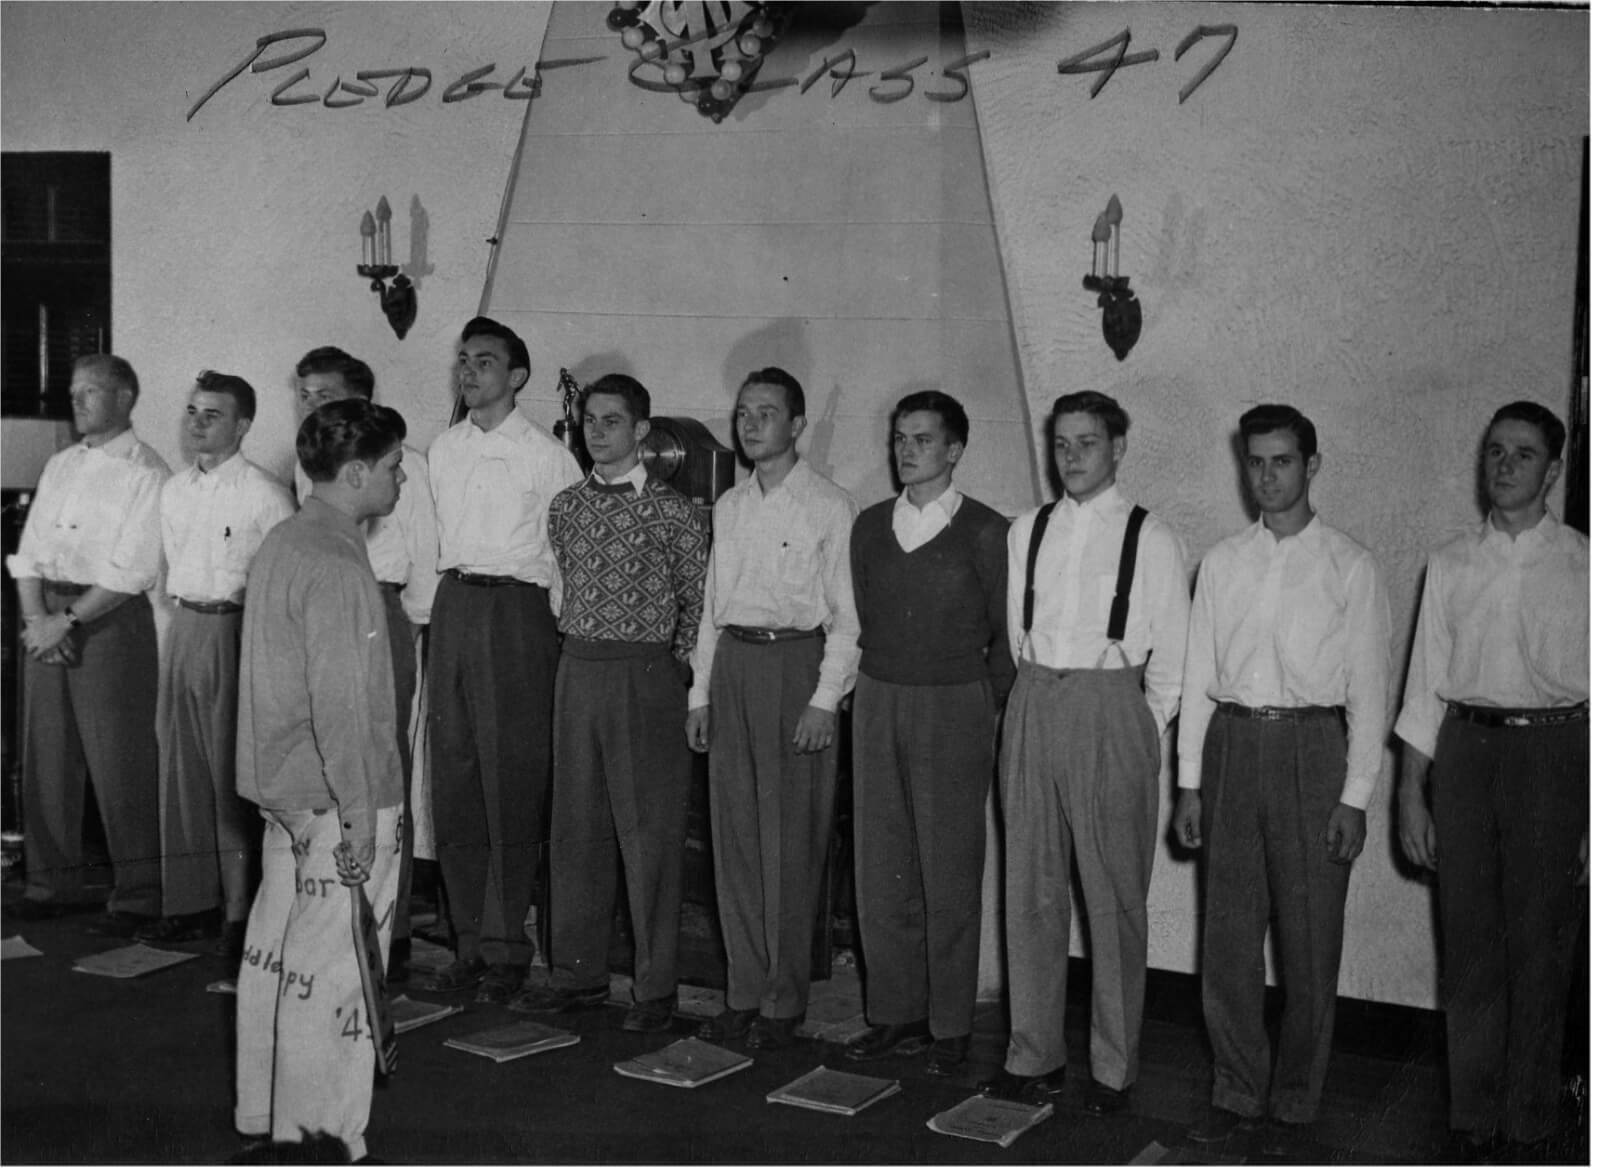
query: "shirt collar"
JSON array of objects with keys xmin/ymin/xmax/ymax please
[
  {"xmin": 471, "ymin": 406, "xmax": 534, "ymax": 440},
  {"xmin": 83, "ymin": 428, "xmax": 140, "ymax": 460},
  {"xmin": 591, "ymin": 462, "xmax": 648, "ymax": 492},
  {"xmin": 298, "ymin": 495, "xmax": 365, "ymax": 543},
  {"xmin": 1064, "ymin": 482, "xmax": 1126, "ymax": 521},
  {"xmin": 1478, "ymin": 509, "xmax": 1561, "ymax": 549},
  {"xmin": 191, "ymin": 450, "xmax": 247, "ymax": 482},
  {"xmin": 1250, "ymin": 512, "xmax": 1324, "ymax": 551},
  {"xmin": 895, "ymin": 483, "xmax": 961, "ymax": 523}
]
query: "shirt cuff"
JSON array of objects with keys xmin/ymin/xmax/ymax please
[
  {"xmin": 337, "ymin": 800, "xmax": 375, "ymax": 848},
  {"xmin": 809, "ymin": 686, "xmax": 843, "ymax": 712},
  {"xmin": 1337, "ymin": 774, "xmax": 1376, "ymax": 811},
  {"xmin": 688, "ymin": 684, "xmax": 710, "ymax": 710},
  {"xmin": 1392, "ymin": 710, "xmax": 1440, "ymax": 761},
  {"xmin": 4, "ymin": 553, "xmax": 38, "ymax": 580},
  {"xmin": 1176, "ymin": 761, "xmax": 1203, "ymax": 791}
]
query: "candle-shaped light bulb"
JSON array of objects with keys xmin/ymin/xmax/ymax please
[
  {"xmin": 1091, "ymin": 211, "xmax": 1110, "ymax": 278},
  {"xmin": 360, "ymin": 210, "xmax": 376, "ymax": 268},
  {"xmin": 374, "ymin": 196, "xmax": 393, "ymax": 267},
  {"xmin": 1105, "ymin": 195, "xmax": 1122, "ymax": 277}
]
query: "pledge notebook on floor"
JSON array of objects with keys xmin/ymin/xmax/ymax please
[
  {"xmin": 926, "ymin": 1094, "xmax": 1054, "ymax": 1147},
  {"xmin": 390, "ymin": 995, "xmax": 463, "ymax": 1034},
  {"xmin": 444, "ymin": 1021, "xmax": 580, "ymax": 1062},
  {"xmin": 614, "ymin": 1037, "xmax": 753, "ymax": 1088},
  {"xmin": 765, "ymin": 1066, "xmax": 900, "ymax": 1116}
]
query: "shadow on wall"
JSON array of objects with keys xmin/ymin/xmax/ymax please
[{"xmin": 404, "ymin": 196, "xmax": 434, "ymax": 292}]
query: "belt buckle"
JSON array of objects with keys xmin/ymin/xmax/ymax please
[
  {"xmin": 753, "ymin": 628, "xmax": 776, "ymax": 644},
  {"xmin": 1506, "ymin": 714, "xmax": 1532, "ymax": 727}
]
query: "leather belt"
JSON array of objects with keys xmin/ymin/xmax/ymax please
[
  {"xmin": 1446, "ymin": 700, "xmax": 1587, "ymax": 729},
  {"xmin": 725, "ymin": 624, "xmax": 824, "ymax": 645},
  {"xmin": 447, "ymin": 569, "xmax": 528, "ymax": 588},
  {"xmin": 177, "ymin": 598, "xmax": 243, "ymax": 615},
  {"xmin": 1217, "ymin": 701, "xmax": 1344, "ymax": 723},
  {"xmin": 42, "ymin": 580, "xmax": 91, "ymax": 595},
  {"xmin": 378, "ymin": 581, "xmax": 405, "ymax": 592}
]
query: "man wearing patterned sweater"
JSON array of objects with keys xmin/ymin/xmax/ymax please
[
  {"xmin": 514, "ymin": 374, "xmax": 708, "ymax": 1030},
  {"xmin": 844, "ymin": 390, "xmax": 1013, "ymax": 1077}
]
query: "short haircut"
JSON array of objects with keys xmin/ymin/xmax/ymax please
[
  {"xmin": 295, "ymin": 346, "xmax": 374, "ymax": 400},
  {"xmin": 1239, "ymin": 403, "xmax": 1317, "ymax": 458},
  {"xmin": 74, "ymin": 354, "xmax": 140, "ymax": 404},
  {"xmin": 738, "ymin": 366, "xmax": 805, "ymax": 418},
  {"xmin": 893, "ymin": 389, "xmax": 969, "ymax": 447},
  {"xmin": 580, "ymin": 373, "xmax": 651, "ymax": 423},
  {"xmin": 297, "ymin": 398, "xmax": 407, "ymax": 482},
  {"xmin": 461, "ymin": 316, "xmax": 531, "ymax": 374},
  {"xmin": 1489, "ymin": 400, "xmax": 1566, "ymax": 459},
  {"xmin": 193, "ymin": 369, "xmax": 258, "ymax": 421},
  {"xmin": 1048, "ymin": 389, "xmax": 1129, "ymax": 440}
]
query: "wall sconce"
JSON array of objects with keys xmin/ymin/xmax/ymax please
[
  {"xmin": 1082, "ymin": 194, "xmax": 1141, "ymax": 361},
  {"xmin": 358, "ymin": 196, "xmax": 417, "ymax": 340}
]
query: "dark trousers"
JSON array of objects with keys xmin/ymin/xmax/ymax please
[
  {"xmin": 548, "ymin": 640, "xmax": 690, "ymax": 1003},
  {"xmin": 379, "ymin": 585, "xmax": 417, "ymax": 943},
  {"xmin": 22, "ymin": 588, "xmax": 160, "ymax": 915},
  {"xmin": 1433, "ymin": 714, "xmax": 1587, "ymax": 1142},
  {"xmin": 427, "ymin": 575, "xmax": 557, "ymax": 968},
  {"xmin": 998, "ymin": 661, "xmax": 1158, "ymax": 1088},
  {"xmin": 157, "ymin": 607, "xmax": 258, "ymax": 921},
  {"xmin": 707, "ymin": 631, "xmax": 837, "ymax": 1020},
  {"xmin": 1198, "ymin": 708, "xmax": 1350, "ymax": 1123},
  {"xmin": 852, "ymin": 673, "xmax": 993, "ymax": 1039}
]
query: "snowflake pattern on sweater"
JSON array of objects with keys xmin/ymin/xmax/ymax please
[{"xmin": 548, "ymin": 474, "xmax": 709, "ymax": 663}]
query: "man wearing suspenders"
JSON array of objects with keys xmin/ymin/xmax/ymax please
[{"xmin": 981, "ymin": 391, "xmax": 1189, "ymax": 1113}]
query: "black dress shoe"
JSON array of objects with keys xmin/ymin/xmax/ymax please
[
  {"xmin": 622, "ymin": 994, "xmax": 677, "ymax": 1033},
  {"xmin": 978, "ymin": 1065, "xmax": 1066, "ymax": 1103},
  {"xmin": 87, "ymin": 909, "xmax": 157, "ymax": 938},
  {"xmin": 1438, "ymin": 1128, "xmax": 1500, "ymax": 1163},
  {"xmin": 697, "ymin": 1006, "xmax": 757, "ymax": 1043},
  {"xmin": 506, "ymin": 981, "xmax": 608, "ymax": 1015},
  {"xmin": 924, "ymin": 1034, "xmax": 970, "ymax": 1076},
  {"xmin": 412, "ymin": 955, "xmax": 488, "ymax": 994},
  {"xmin": 475, "ymin": 963, "xmax": 526, "ymax": 1004},
  {"xmin": 1186, "ymin": 1106, "xmax": 1263, "ymax": 1143},
  {"xmin": 746, "ymin": 1014, "xmax": 804, "ymax": 1050},
  {"xmin": 845, "ymin": 1020, "xmax": 932, "ymax": 1062},
  {"xmin": 134, "ymin": 908, "xmax": 222, "ymax": 944},
  {"xmin": 1083, "ymin": 1079, "xmax": 1131, "ymax": 1116},
  {"xmin": 1257, "ymin": 1118, "xmax": 1304, "ymax": 1157}
]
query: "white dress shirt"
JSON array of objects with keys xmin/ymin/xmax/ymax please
[
  {"xmin": 689, "ymin": 459, "xmax": 861, "ymax": 712},
  {"xmin": 1005, "ymin": 483, "xmax": 1189, "ymax": 729},
  {"xmin": 1178, "ymin": 516, "xmax": 1392, "ymax": 808},
  {"xmin": 1395, "ymin": 512, "xmax": 1588, "ymax": 759},
  {"xmin": 427, "ymin": 409, "xmax": 582, "ymax": 586},
  {"xmin": 7, "ymin": 429, "xmax": 170, "ymax": 594},
  {"xmin": 164, "ymin": 452, "xmax": 295, "ymax": 603},
  {"xmin": 891, "ymin": 485, "xmax": 963, "ymax": 553},
  {"xmin": 297, "ymin": 444, "xmax": 441, "ymax": 625}
]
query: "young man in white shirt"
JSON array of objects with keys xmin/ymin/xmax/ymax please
[
  {"xmin": 686, "ymin": 366, "xmax": 860, "ymax": 1050},
  {"xmin": 138, "ymin": 371, "xmax": 293, "ymax": 959},
  {"xmin": 1396, "ymin": 400, "xmax": 1587, "ymax": 1162},
  {"xmin": 981, "ymin": 390, "xmax": 1189, "ymax": 1113},
  {"xmin": 419, "ymin": 317, "xmax": 581, "ymax": 1003},
  {"xmin": 1172, "ymin": 404, "xmax": 1390, "ymax": 1154},
  {"xmin": 6, "ymin": 355, "xmax": 169, "ymax": 934}
]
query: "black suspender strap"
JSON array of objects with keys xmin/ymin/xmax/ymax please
[
  {"xmin": 1106, "ymin": 505, "xmax": 1148, "ymax": 643},
  {"xmin": 1021, "ymin": 500, "xmax": 1057, "ymax": 635}
]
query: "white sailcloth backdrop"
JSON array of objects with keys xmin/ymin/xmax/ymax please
[{"xmin": 482, "ymin": 0, "xmax": 1039, "ymax": 516}]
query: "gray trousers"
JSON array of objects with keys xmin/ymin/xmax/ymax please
[
  {"xmin": 1198, "ymin": 707, "xmax": 1350, "ymax": 1124},
  {"xmin": 157, "ymin": 607, "xmax": 257, "ymax": 921},
  {"xmin": 428, "ymin": 575, "xmax": 556, "ymax": 968},
  {"xmin": 852, "ymin": 673, "xmax": 993, "ymax": 1038},
  {"xmin": 548, "ymin": 640, "xmax": 690, "ymax": 1002},
  {"xmin": 22, "ymin": 586, "xmax": 160, "ymax": 915},
  {"xmin": 377, "ymin": 584, "xmax": 416, "ymax": 944},
  {"xmin": 1434, "ymin": 714, "xmax": 1587, "ymax": 1142},
  {"xmin": 707, "ymin": 631, "xmax": 837, "ymax": 1020},
  {"xmin": 998, "ymin": 660, "xmax": 1158, "ymax": 1088}
]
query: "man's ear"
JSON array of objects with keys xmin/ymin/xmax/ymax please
[
  {"xmin": 789, "ymin": 414, "xmax": 808, "ymax": 444},
  {"xmin": 947, "ymin": 439, "xmax": 966, "ymax": 468},
  {"xmin": 237, "ymin": 416, "xmax": 254, "ymax": 442},
  {"xmin": 632, "ymin": 416, "xmax": 652, "ymax": 444},
  {"xmin": 509, "ymin": 367, "xmax": 530, "ymax": 394},
  {"xmin": 1111, "ymin": 435, "xmax": 1128, "ymax": 465},
  {"xmin": 341, "ymin": 459, "xmax": 366, "ymax": 490},
  {"xmin": 1306, "ymin": 452, "xmax": 1321, "ymax": 481},
  {"xmin": 1543, "ymin": 457, "xmax": 1564, "ymax": 497}
]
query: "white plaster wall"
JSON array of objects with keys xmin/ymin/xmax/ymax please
[
  {"xmin": 965, "ymin": 3, "xmax": 1587, "ymax": 1008},
  {"xmin": 2, "ymin": 0, "xmax": 552, "ymax": 478}
]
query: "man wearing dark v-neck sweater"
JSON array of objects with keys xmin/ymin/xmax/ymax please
[{"xmin": 844, "ymin": 390, "xmax": 1013, "ymax": 1077}]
